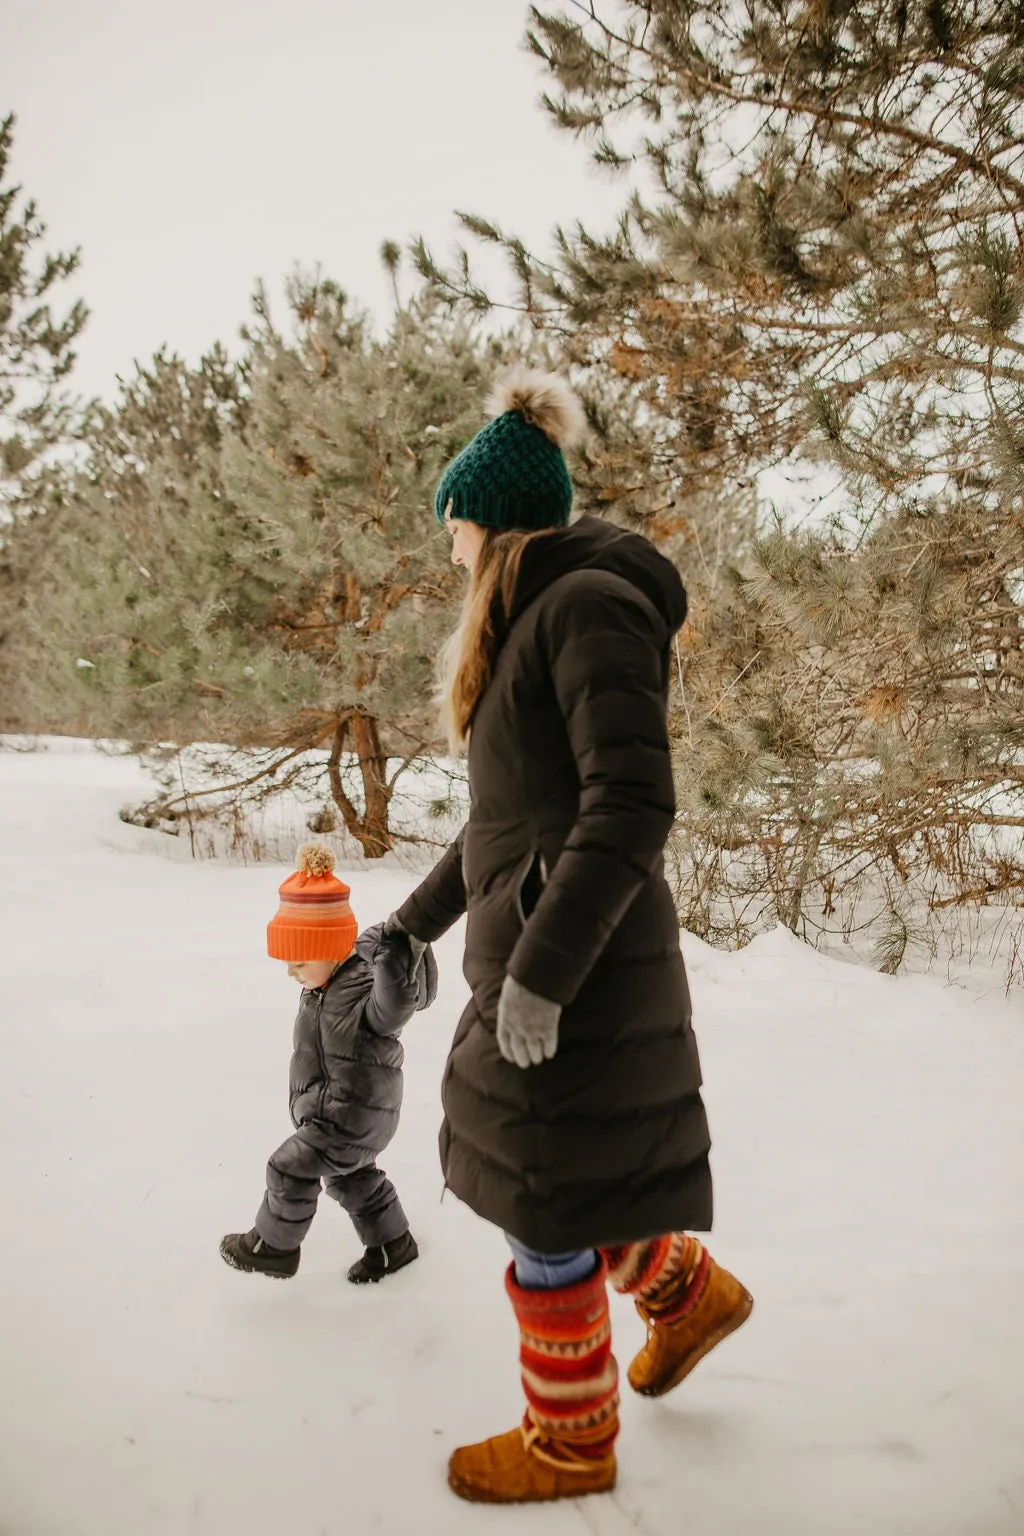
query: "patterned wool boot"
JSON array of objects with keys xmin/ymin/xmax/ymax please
[
  {"xmin": 604, "ymin": 1234, "xmax": 753, "ymax": 1397},
  {"xmin": 447, "ymin": 1259, "xmax": 619, "ymax": 1504}
]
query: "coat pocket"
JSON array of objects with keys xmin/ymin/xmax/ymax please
[{"xmin": 515, "ymin": 849, "xmax": 548, "ymax": 926}]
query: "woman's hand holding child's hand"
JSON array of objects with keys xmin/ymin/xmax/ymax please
[{"xmin": 383, "ymin": 911, "xmax": 428, "ymax": 986}]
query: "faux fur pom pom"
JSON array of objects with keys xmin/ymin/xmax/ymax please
[{"xmin": 485, "ymin": 367, "xmax": 588, "ymax": 449}]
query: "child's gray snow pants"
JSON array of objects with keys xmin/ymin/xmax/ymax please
[{"xmin": 254, "ymin": 1131, "xmax": 409, "ymax": 1251}]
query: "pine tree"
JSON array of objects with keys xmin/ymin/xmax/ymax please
[
  {"xmin": 0, "ymin": 113, "xmax": 88, "ymax": 728},
  {"xmin": 417, "ymin": 1, "xmax": 1024, "ymax": 968},
  {"xmin": 0, "ymin": 113, "xmax": 86, "ymax": 497},
  {"xmin": 212, "ymin": 268, "xmax": 510, "ymax": 854},
  {"xmin": 22, "ymin": 266, "xmax": 511, "ymax": 856},
  {"xmin": 436, "ymin": 2, "xmax": 1024, "ymax": 511}
]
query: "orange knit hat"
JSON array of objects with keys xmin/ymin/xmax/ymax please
[{"xmin": 267, "ymin": 843, "xmax": 358, "ymax": 963}]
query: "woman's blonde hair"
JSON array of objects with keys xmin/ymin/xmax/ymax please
[{"xmin": 439, "ymin": 527, "xmax": 554, "ymax": 752}]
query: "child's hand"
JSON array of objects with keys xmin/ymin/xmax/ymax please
[{"xmin": 383, "ymin": 912, "xmax": 427, "ymax": 986}]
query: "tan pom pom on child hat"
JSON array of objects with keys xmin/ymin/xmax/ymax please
[{"xmin": 266, "ymin": 843, "xmax": 358, "ymax": 962}]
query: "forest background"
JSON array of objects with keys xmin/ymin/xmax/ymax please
[{"xmin": 2, "ymin": 0, "xmax": 1022, "ymax": 986}]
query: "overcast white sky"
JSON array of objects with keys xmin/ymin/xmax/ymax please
[{"xmin": 3, "ymin": 0, "xmax": 627, "ymax": 403}]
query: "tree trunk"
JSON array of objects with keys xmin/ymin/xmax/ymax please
[{"xmin": 327, "ymin": 711, "xmax": 394, "ymax": 858}]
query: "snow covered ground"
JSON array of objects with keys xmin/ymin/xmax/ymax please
[{"xmin": 1, "ymin": 739, "xmax": 1021, "ymax": 1536}]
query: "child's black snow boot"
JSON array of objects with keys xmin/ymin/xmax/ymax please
[
  {"xmin": 220, "ymin": 1227, "xmax": 300, "ymax": 1279},
  {"xmin": 347, "ymin": 1231, "xmax": 419, "ymax": 1284}
]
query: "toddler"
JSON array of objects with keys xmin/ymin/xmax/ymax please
[{"xmin": 220, "ymin": 843, "xmax": 435, "ymax": 1283}]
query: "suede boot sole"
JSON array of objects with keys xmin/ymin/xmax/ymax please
[{"xmin": 447, "ymin": 1467, "xmax": 616, "ymax": 1504}]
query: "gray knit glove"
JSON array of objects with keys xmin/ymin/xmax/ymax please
[
  {"xmin": 383, "ymin": 911, "xmax": 427, "ymax": 986},
  {"xmin": 496, "ymin": 975, "xmax": 561, "ymax": 1069}
]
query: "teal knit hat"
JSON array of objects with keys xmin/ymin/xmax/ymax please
[{"xmin": 434, "ymin": 368, "xmax": 587, "ymax": 532}]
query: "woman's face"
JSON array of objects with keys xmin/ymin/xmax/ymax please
[{"xmin": 444, "ymin": 506, "xmax": 486, "ymax": 572}]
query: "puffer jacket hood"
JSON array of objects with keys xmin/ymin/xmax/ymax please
[{"xmin": 509, "ymin": 514, "xmax": 688, "ymax": 637}]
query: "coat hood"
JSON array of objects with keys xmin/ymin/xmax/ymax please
[{"xmin": 509, "ymin": 514, "xmax": 688, "ymax": 637}]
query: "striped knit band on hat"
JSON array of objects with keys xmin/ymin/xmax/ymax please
[{"xmin": 266, "ymin": 842, "xmax": 358, "ymax": 963}]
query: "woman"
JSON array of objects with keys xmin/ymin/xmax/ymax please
[{"xmin": 390, "ymin": 369, "xmax": 752, "ymax": 1504}]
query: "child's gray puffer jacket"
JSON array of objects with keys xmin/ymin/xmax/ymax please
[{"xmin": 288, "ymin": 923, "xmax": 438, "ymax": 1160}]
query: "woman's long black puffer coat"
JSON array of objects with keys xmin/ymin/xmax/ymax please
[{"xmin": 397, "ymin": 515, "xmax": 713, "ymax": 1252}]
